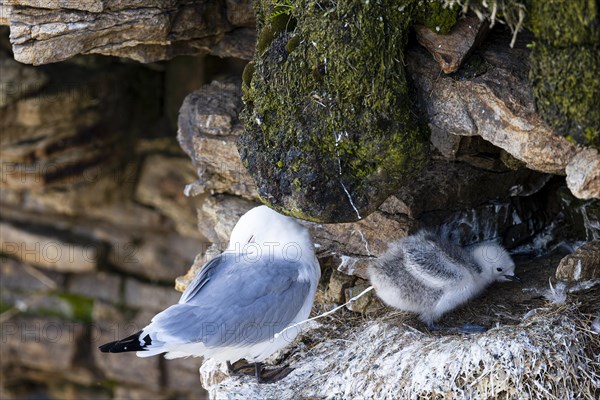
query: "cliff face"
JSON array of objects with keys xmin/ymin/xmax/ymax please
[
  {"xmin": 1, "ymin": 1, "xmax": 599, "ymax": 399},
  {"xmin": 1, "ymin": 0, "xmax": 256, "ymax": 64},
  {"xmin": 0, "ymin": 43, "xmax": 209, "ymax": 399}
]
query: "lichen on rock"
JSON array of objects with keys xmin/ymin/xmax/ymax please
[{"xmin": 239, "ymin": 0, "xmax": 431, "ymax": 223}]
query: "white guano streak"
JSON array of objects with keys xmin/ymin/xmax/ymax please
[{"xmin": 334, "ymin": 132, "xmax": 361, "ymax": 220}]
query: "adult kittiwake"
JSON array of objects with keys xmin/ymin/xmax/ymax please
[{"xmin": 99, "ymin": 205, "xmax": 321, "ymax": 382}]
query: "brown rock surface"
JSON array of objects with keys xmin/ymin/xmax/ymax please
[
  {"xmin": 67, "ymin": 272, "xmax": 122, "ymax": 303},
  {"xmin": 3, "ymin": 0, "xmax": 255, "ymax": 65},
  {"xmin": 0, "ymin": 60, "xmax": 144, "ymax": 191},
  {"xmin": 0, "ymin": 256, "xmax": 64, "ymax": 291},
  {"xmin": 0, "ymin": 221, "xmax": 99, "ymax": 273},
  {"xmin": 135, "ymin": 154, "xmax": 205, "ymax": 239},
  {"xmin": 164, "ymin": 357, "xmax": 207, "ymax": 397},
  {"xmin": 415, "ymin": 14, "xmax": 489, "ymax": 74},
  {"xmin": 198, "ymin": 194, "xmax": 258, "ymax": 245},
  {"xmin": 0, "ymin": 317, "xmax": 86, "ymax": 371},
  {"xmin": 566, "ymin": 148, "xmax": 600, "ymax": 200},
  {"xmin": 407, "ymin": 36, "xmax": 578, "ymax": 176},
  {"xmin": 113, "ymin": 387, "xmax": 170, "ymax": 400},
  {"xmin": 0, "ymin": 52, "xmax": 49, "ymax": 107},
  {"xmin": 177, "ymin": 79, "xmax": 258, "ymax": 199},
  {"xmin": 2, "ymin": 205, "xmax": 199, "ymax": 282},
  {"xmin": 556, "ymin": 240, "xmax": 600, "ymax": 282},
  {"xmin": 109, "ymin": 234, "xmax": 200, "ymax": 282},
  {"xmin": 124, "ymin": 278, "xmax": 181, "ymax": 312}
]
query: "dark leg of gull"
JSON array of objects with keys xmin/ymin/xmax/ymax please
[
  {"xmin": 429, "ymin": 323, "xmax": 488, "ymax": 334},
  {"xmin": 254, "ymin": 362, "xmax": 263, "ymax": 383},
  {"xmin": 227, "ymin": 360, "xmax": 255, "ymax": 375},
  {"xmin": 227, "ymin": 361, "xmax": 293, "ymax": 383},
  {"xmin": 255, "ymin": 362, "xmax": 294, "ymax": 384}
]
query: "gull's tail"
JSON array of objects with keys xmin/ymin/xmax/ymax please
[{"xmin": 99, "ymin": 330, "xmax": 152, "ymax": 353}]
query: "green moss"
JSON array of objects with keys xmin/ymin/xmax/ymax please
[
  {"xmin": 0, "ymin": 302, "xmax": 13, "ymax": 314},
  {"xmin": 255, "ymin": 0, "xmax": 298, "ymax": 54},
  {"xmin": 256, "ymin": 26, "xmax": 276, "ymax": 55},
  {"xmin": 240, "ymin": 0, "xmax": 430, "ymax": 221},
  {"xmin": 528, "ymin": 0, "xmax": 599, "ymax": 47},
  {"xmin": 242, "ymin": 61, "xmax": 255, "ymax": 91},
  {"xmin": 285, "ymin": 35, "xmax": 301, "ymax": 53},
  {"xmin": 282, "ymin": 206, "xmax": 324, "ymax": 222},
  {"xmin": 56, "ymin": 293, "xmax": 94, "ymax": 323},
  {"xmin": 529, "ymin": 42, "xmax": 600, "ymax": 147},
  {"xmin": 415, "ymin": 0, "xmax": 459, "ymax": 34},
  {"xmin": 526, "ymin": 0, "xmax": 600, "ymax": 147},
  {"xmin": 271, "ymin": 7, "xmax": 297, "ymax": 33}
]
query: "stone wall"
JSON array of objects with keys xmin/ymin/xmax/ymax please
[
  {"xmin": 0, "ymin": 30, "xmax": 220, "ymax": 399},
  {"xmin": 0, "ymin": 0, "xmax": 255, "ymax": 65}
]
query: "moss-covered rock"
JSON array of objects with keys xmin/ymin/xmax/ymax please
[
  {"xmin": 528, "ymin": 0, "xmax": 600, "ymax": 47},
  {"xmin": 529, "ymin": 43, "xmax": 600, "ymax": 147},
  {"xmin": 415, "ymin": 0, "xmax": 459, "ymax": 34},
  {"xmin": 239, "ymin": 0, "xmax": 431, "ymax": 222},
  {"xmin": 528, "ymin": 0, "xmax": 600, "ymax": 148}
]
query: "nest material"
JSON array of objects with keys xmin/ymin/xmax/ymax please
[
  {"xmin": 391, "ymin": 305, "xmax": 599, "ymax": 399},
  {"xmin": 202, "ymin": 283, "xmax": 599, "ymax": 400},
  {"xmin": 293, "ymin": 297, "xmax": 600, "ymax": 399}
]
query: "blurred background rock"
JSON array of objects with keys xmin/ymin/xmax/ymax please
[{"xmin": 0, "ymin": 1, "xmax": 253, "ymax": 396}]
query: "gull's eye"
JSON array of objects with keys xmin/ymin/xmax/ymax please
[{"xmin": 496, "ymin": 267, "xmax": 503, "ymax": 272}]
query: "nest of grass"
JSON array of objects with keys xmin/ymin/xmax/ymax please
[
  {"xmin": 391, "ymin": 303, "xmax": 599, "ymax": 399},
  {"xmin": 285, "ymin": 285, "xmax": 599, "ymax": 399}
]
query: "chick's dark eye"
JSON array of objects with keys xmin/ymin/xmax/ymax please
[{"xmin": 496, "ymin": 267, "xmax": 503, "ymax": 272}]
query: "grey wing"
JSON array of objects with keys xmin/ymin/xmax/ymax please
[
  {"xmin": 149, "ymin": 255, "xmax": 311, "ymax": 348},
  {"xmin": 178, "ymin": 255, "xmax": 224, "ymax": 304},
  {"xmin": 403, "ymin": 232, "xmax": 469, "ymax": 288}
]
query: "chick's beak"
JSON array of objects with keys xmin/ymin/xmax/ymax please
[{"xmin": 504, "ymin": 274, "xmax": 521, "ymax": 282}]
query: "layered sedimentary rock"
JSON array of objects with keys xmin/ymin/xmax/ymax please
[
  {"xmin": 0, "ymin": 51, "xmax": 208, "ymax": 399},
  {"xmin": 2, "ymin": 0, "xmax": 256, "ymax": 64},
  {"xmin": 415, "ymin": 13, "xmax": 489, "ymax": 74},
  {"xmin": 406, "ymin": 29, "xmax": 599, "ymax": 199}
]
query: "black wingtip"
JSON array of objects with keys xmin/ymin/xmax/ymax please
[
  {"xmin": 99, "ymin": 330, "xmax": 151, "ymax": 353},
  {"xmin": 98, "ymin": 341, "xmax": 117, "ymax": 353}
]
